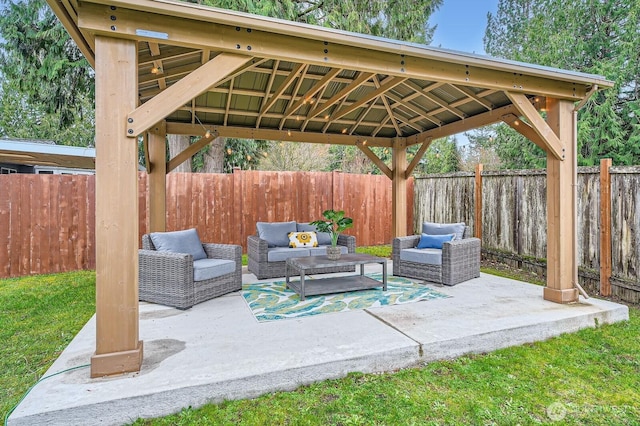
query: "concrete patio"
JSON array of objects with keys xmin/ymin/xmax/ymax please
[{"xmin": 8, "ymin": 263, "xmax": 629, "ymax": 425}]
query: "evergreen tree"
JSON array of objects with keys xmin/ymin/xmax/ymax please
[
  {"xmin": 481, "ymin": 0, "xmax": 640, "ymax": 167},
  {"xmin": 0, "ymin": 0, "xmax": 94, "ymax": 145}
]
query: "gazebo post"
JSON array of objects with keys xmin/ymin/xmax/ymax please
[
  {"xmin": 544, "ymin": 98, "xmax": 579, "ymax": 303},
  {"xmin": 392, "ymin": 137, "xmax": 408, "ymax": 238},
  {"xmin": 148, "ymin": 121, "xmax": 167, "ymax": 232},
  {"xmin": 91, "ymin": 35, "xmax": 143, "ymax": 377}
]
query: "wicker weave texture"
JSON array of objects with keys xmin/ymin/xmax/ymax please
[
  {"xmin": 247, "ymin": 233, "xmax": 356, "ymax": 279},
  {"xmin": 139, "ymin": 234, "xmax": 242, "ymax": 309},
  {"xmin": 392, "ymin": 226, "xmax": 480, "ymax": 286}
]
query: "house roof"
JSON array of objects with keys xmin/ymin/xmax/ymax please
[
  {"xmin": 48, "ymin": 0, "xmax": 613, "ymax": 147},
  {"xmin": 0, "ymin": 139, "xmax": 96, "ymax": 169}
]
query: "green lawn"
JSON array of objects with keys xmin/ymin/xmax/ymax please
[{"xmin": 2, "ymin": 265, "xmax": 639, "ymax": 425}]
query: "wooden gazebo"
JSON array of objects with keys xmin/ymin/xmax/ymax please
[{"xmin": 46, "ymin": 0, "xmax": 613, "ymax": 377}]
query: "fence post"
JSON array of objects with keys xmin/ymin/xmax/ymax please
[
  {"xmin": 232, "ymin": 167, "xmax": 244, "ymax": 250},
  {"xmin": 600, "ymin": 158, "xmax": 612, "ymax": 296},
  {"xmin": 474, "ymin": 164, "xmax": 483, "ymax": 241}
]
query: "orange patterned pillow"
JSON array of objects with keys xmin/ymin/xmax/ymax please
[{"xmin": 288, "ymin": 231, "xmax": 318, "ymax": 248}]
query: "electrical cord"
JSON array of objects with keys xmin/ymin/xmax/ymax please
[{"xmin": 4, "ymin": 364, "xmax": 90, "ymax": 426}]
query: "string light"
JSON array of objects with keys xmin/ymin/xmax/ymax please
[
  {"xmin": 150, "ymin": 66, "xmax": 162, "ymax": 74},
  {"xmin": 194, "ymin": 114, "xmax": 212, "ymax": 138}
]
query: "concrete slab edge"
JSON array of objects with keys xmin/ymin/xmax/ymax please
[
  {"xmin": 9, "ymin": 345, "xmax": 420, "ymax": 426},
  {"xmin": 420, "ymin": 304, "xmax": 630, "ymax": 363}
]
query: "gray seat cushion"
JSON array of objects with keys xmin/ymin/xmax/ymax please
[
  {"xmin": 400, "ymin": 248, "xmax": 442, "ymax": 265},
  {"xmin": 422, "ymin": 222, "xmax": 465, "ymax": 241},
  {"xmin": 150, "ymin": 228, "xmax": 207, "ymax": 261},
  {"xmin": 297, "ymin": 222, "xmax": 332, "ymax": 246},
  {"xmin": 308, "ymin": 246, "xmax": 348, "ymax": 256},
  {"xmin": 193, "ymin": 258, "xmax": 236, "ymax": 281},
  {"xmin": 267, "ymin": 247, "xmax": 310, "ymax": 262},
  {"xmin": 257, "ymin": 221, "xmax": 297, "ymax": 247}
]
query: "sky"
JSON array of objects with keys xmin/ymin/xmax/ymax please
[
  {"xmin": 427, "ymin": 0, "xmax": 500, "ymax": 146},
  {"xmin": 429, "ymin": 0, "xmax": 499, "ymax": 55}
]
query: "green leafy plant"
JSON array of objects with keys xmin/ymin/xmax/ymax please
[{"xmin": 311, "ymin": 209, "xmax": 354, "ymax": 247}]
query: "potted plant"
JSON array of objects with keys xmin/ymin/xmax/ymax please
[{"xmin": 311, "ymin": 209, "xmax": 353, "ymax": 260}]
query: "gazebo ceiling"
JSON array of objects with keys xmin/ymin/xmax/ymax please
[{"xmin": 49, "ymin": 0, "xmax": 613, "ymax": 147}]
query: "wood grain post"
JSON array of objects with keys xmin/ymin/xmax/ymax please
[
  {"xmin": 392, "ymin": 138, "xmax": 408, "ymax": 238},
  {"xmin": 91, "ymin": 36, "xmax": 143, "ymax": 377},
  {"xmin": 600, "ymin": 158, "xmax": 612, "ymax": 296},
  {"xmin": 474, "ymin": 163, "xmax": 483, "ymax": 241},
  {"xmin": 543, "ymin": 98, "xmax": 579, "ymax": 304},
  {"xmin": 148, "ymin": 121, "xmax": 167, "ymax": 233}
]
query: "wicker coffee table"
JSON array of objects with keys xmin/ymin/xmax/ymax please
[{"xmin": 285, "ymin": 253, "xmax": 387, "ymax": 300}]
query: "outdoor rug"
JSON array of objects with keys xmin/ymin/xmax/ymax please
[{"xmin": 241, "ymin": 273, "xmax": 450, "ymax": 322}]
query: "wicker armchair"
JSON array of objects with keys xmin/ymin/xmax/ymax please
[
  {"xmin": 392, "ymin": 226, "xmax": 480, "ymax": 286},
  {"xmin": 139, "ymin": 234, "xmax": 242, "ymax": 309},
  {"xmin": 248, "ymin": 233, "xmax": 356, "ymax": 279}
]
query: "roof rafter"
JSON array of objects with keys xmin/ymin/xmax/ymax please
[{"xmin": 127, "ymin": 52, "xmax": 253, "ymax": 136}]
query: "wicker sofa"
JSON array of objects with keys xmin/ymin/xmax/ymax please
[
  {"xmin": 247, "ymin": 220, "xmax": 356, "ymax": 279},
  {"xmin": 139, "ymin": 229, "xmax": 242, "ymax": 309},
  {"xmin": 392, "ymin": 222, "xmax": 480, "ymax": 286}
]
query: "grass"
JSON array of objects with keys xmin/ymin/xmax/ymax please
[
  {"xmin": 0, "ymin": 271, "xmax": 96, "ymax": 422},
  {"xmin": 1, "ymin": 261, "xmax": 639, "ymax": 425}
]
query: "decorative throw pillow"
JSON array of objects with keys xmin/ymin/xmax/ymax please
[
  {"xmin": 288, "ymin": 231, "xmax": 318, "ymax": 248},
  {"xmin": 297, "ymin": 222, "xmax": 332, "ymax": 246},
  {"xmin": 416, "ymin": 233, "xmax": 455, "ymax": 249}
]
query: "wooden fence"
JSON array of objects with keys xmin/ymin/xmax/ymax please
[
  {"xmin": 413, "ymin": 161, "xmax": 640, "ymax": 304},
  {"xmin": 1, "ymin": 170, "xmax": 413, "ymax": 278}
]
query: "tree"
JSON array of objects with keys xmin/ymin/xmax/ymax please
[
  {"xmin": 0, "ymin": 0, "xmax": 94, "ymax": 146},
  {"xmin": 416, "ymin": 137, "xmax": 460, "ymax": 175},
  {"xmin": 258, "ymin": 141, "xmax": 331, "ymax": 171},
  {"xmin": 481, "ymin": 0, "xmax": 640, "ymax": 168}
]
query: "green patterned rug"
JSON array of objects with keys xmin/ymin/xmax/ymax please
[{"xmin": 241, "ymin": 273, "xmax": 450, "ymax": 322}]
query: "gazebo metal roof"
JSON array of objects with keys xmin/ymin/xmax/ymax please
[{"xmin": 50, "ymin": 0, "xmax": 612, "ymax": 148}]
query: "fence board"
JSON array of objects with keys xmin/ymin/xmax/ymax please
[
  {"xmin": 3, "ymin": 170, "xmax": 410, "ymax": 278},
  {"xmin": 413, "ymin": 172, "xmax": 475, "ymax": 234},
  {"xmin": 0, "ymin": 177, "xmax": 10, "ymax": 277}
]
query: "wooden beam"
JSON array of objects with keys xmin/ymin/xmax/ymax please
[
  {"xmin": 306, "ymin": 72, "xmax": 374, "ymax": 122},
  {"xmin": 281, "ymin": 68, "xmax": 342, "ymax": 121},
  {"xmin": 404, "ymin": 80, "xmax": 467, "ymax": 119},
  {"xmin": 91, "ymin": 35, "xmax": 142, "ymax": 377},
  {"xmin": 543, "ymin": 98, "xmax": 579, "ymax": 304},
  {"xmin": 258, "ymin": 63, "xmax": 304, "ymax": 119},
  {"xmin": 406, "ymin": 103, "xmax": 521, "ymax": 146},
  {"xmin": 358, "ymin": 144, "xmax": 392, "ymax": 179},
  {"xmin": 331, "ymin": 76, "xmax": 406, "ymax": 121},
  {"xmin": 452, "ymin": 85, "xmax": 493, "ymax": 110},
  {"xmin": 148, "ymin": 121, "xmax": 167, "ymax": 232},
  {"xmin": 373, "ymin": 76, "xmax": 402, "ymax": 135},
  {"xmin": 405, "ymin": 139, "xmax": 432, "ymax": 179},
  {"xmin": 501, "ymin": 113, "xmax": 551, "ymax": 153},
  {"xmin": 165, "ymin": 122, "xmax": 393, "ymax": 147},
  {"xmin": 167, "ymin": 132, "xmax": 216, "ymax": 172},
  {"xmin": 77, "ymin": 2, "xmax": 604, "ymax": 99},
  {"xmin": 142, "ymin": 132, "xmax": 150, "ymax": 172},
  {"xmin": 600, "ymin": 158, "xmax": 612, "ymax": 296},
  {"xmin": 127, "ymin": 53, "xmax": 253, "ymax": 137},
  {"xmin": 474, "ymin": 163, "xmax": 483, "ymax": 240},
  {"xmin": 392, "ymin": 138, "xmax": 408, "ymax": 238},
  {"xmin": 505, "ymin": 92, "xmax": 564, "ymax": 160}
]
